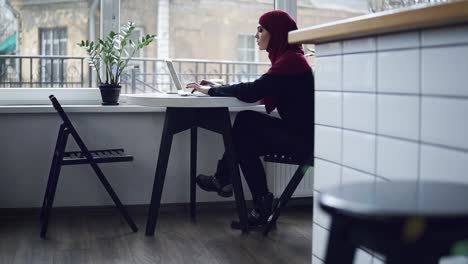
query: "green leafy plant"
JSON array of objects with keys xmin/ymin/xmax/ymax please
[{"xmin": 78, "ymin": 21, "xmax": 156, "ymax": 86}]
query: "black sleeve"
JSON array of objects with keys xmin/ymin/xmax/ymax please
[{"xmin": 208, "ymin": 74, "xmax": 280, "ymax": 103}]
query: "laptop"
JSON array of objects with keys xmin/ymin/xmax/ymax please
[{"xmin": 165, "ymin": 58, "xmax": 209, "ymax": 97}]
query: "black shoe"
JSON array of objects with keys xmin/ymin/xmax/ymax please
[
  {"xmin": 231, "ymin": 209, "xmax": 264, "ymax": 230},
  {"xmin": 231, "ymin": 192, "xmax": 274, "ymax": 230},
  {"xmin": 196, "ymin": 174, "xmax": 233, "ymax": 198}
]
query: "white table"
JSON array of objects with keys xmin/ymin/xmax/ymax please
[
  {"xmin": 122, "ymin": 93, "xmax": 261, "ymax": 236},
  {"xmin": 123, "ymin": 93, "xmax": 260, "ymax": 108}
]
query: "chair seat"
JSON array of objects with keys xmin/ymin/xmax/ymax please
[{"xmin": 62, "ymin": 148, "xmax": 133, "ymax": 165}]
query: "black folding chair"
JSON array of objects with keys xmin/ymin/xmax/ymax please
[
  {"xmin": 40, "ymin": 95, "xmax": 138, "ymax": 238},
  {"xmin": 262, "ymin": 153, "xmax": 314, "ymax": 235}
]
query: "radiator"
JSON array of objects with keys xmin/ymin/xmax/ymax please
[{"xmin": 265, "ymin": 162, "xmax": 314, "ymax": 198}]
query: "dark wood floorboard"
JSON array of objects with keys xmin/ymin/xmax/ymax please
[{"xmin": 0, "ymin": 206, "xmax": 312, "ymax": 264}]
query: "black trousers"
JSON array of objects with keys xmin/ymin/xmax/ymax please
[{"xmin": 221, "ymin": 110, "xmax": 312, "ymax": 206}]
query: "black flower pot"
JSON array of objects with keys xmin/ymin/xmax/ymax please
[{"xmin": 99, "ymin": 84, "xmax": 121, "ymax": 105}]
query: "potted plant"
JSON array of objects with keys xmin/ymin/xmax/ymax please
[{"xmin": 78, "ymin": 21, "xmax": 156, "ymax": 105}]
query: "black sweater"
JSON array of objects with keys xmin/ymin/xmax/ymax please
[{"xmin": 208, "ymin": 70, "xmax": 315, "ymax": 140}]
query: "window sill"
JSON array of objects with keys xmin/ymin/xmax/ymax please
[{"xmin": 0, "ymin": 88, "xmax": 266, "ymax": 113}]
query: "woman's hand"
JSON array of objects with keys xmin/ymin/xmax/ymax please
[
  {"xmin": 185, "ymin": 82, "xmax": 211, "ymax": 94},
  {"xmin": 199, "ymin": 79, "xmax": 219, "ymax": 86}
]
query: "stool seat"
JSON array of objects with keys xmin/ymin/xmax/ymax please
[
  {"xmin": 263, "ymin": 153, "xmax": 306, "ymax": 165},
  {"xmin": 320, "ymin": 181, "xmax": 468, "ymax": 219},
  {"xmin": 319, "ymin": 181, "xmax": 468, "ymax": 264}
]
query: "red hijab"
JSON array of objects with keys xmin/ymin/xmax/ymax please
[{"xmin": 259, "ymin": 10, "xmax": 311, "ymax": 113}]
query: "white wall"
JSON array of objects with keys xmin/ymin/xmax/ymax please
[
  {"xmin": 0, "ymin": 111, "xmax": 253, "ymax": 208},
  {"xmin": 312, "ymin": 24, "xmax": 468, "ymax": 264}
]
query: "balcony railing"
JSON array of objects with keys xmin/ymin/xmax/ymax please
[{"xmin": 0, "ymin": 55, "xmax": 270, "ymax": 94}]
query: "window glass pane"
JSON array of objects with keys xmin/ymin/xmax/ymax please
[{"xmin": 297, "ymin": 0, "xmax": 370, "ymax": 68}]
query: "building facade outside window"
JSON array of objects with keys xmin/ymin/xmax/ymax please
[{"xmin": 39, "ymin": 27, "xmax": 67, "ymax": 85}]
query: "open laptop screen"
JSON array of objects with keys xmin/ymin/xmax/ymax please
[{"xmin": 165, "ymin": 58, "xmax": 184, "ymax": 91}]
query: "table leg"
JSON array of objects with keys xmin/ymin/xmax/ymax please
[
  {"xmin": 190, "ymin": 127, "xmax": 197, "ymax": 221},
  {"xmin": 145, "ymin": 111, "xmax": 175, "ymax": 236}
]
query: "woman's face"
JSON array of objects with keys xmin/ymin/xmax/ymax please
[{"xmin": 255, "ymin": 25, "xmax": 270, "ymax": 51}]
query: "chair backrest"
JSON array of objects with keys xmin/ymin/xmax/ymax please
[
  {"xmin": 49, "ymin": 95, "xmax": 75, "ymax": 129},
  {"xmin": 49, "ymin": 94, "xmax": 90, "ymax": 153}
]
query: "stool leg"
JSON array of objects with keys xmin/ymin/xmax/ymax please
[
  {"xmin": 190, "ymin": 127, "xmax": 197, "ymax": 221},
  {"xmin": 263, "ymin": 163, "xmax": 310, "ymax": 235},
  {"xmin": 324, "ymin": 218, "xmax": 356, "ymax": 264}
]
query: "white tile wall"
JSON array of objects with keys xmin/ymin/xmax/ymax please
[
  {"xmin": 377, "ymin": 94, "xmax": 419, "ymax": 140},
  {"xmin": 343, "ymin": 93, "xmax": 376, "ymax": 133},
  {"xmin": 421, "ymin": 46, "xmax": 468, "ymax": 97},
  {"xmin": 421, "ymin": 25, "xmax": 468, "ymax": 46},
  {"xmin": 342, "ymin": 167, "xmax": 375, "ymax": 184},
  {"xmin": 313, "ymin": 159, "xmax": 341, "ymax": 231},
  {"xmin": 343, "ymin": 53, "xmax": 377, "ymax": 92},
  {"xmin": 378, "ymin": 49, "xmax": 420, "ymax": 94},
  {"xmin": 421, "ymin": 97, "xmax": 468, "ymax": 150},
  {"xmin": 315, "ymin": 56, "xmax": 342, "ymax": 91},
  {"xmin": 315, "ymin": 41, "xmax": 342, "ymax": 56},
  {"xmin": 314, "ymin": 158, "xmax": 341, "ymax": 192},
  {"xmin": 315, "ymin": 125, "xmax": 342, "ymax": 163},
  {"xmin": 376, "ymin": 136, "xmax": 419, "ymax": 181},
  {"xmin": 372, "ymin": 257, "xmax": 385, "ymax": 264},
  {"xmin": 315, "ymin": 92, "xmax": 342, "ymax": 127},
  {"xmin": 312, "ymin": 224, "xmax": 329, "ymax": 260},
  {"xmin": 420, "ymin": 145, "xmax": 468, "ymax": 184},
  {"xmin": 377, "ymin": 32, "xmax": 419, "ymax": 50},
  {"xmin": 313, "ymin": 24, "xmax": 468, "ymax": 264},
  {"xmin": 343, "ymin": 37, "xmax": 377, "ymax": 53},
  {"xmin": 312, "ymin": 256, "xmax": 324, "ymax": 264},
  {"xmin": 354, "ymin": 249, "xmax": 373, "ymax": 264},
  {"xmin": 313, "ymin": 190, "xmax": 331, "ymax": 229},
  {"xmin": 342, "ymin": 130, "xmax": 376, "ymax": 173}
]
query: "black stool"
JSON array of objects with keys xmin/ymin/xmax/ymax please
[
  {"xmin": 40, "ymin": 95, "xmax": 138, "ymax": 238},
  {"xmin": 319, "ymin": 181, "xmax": 468, "ymax": 264},
  {"xmin": 262, "ymin": 153, "xmax": 314, "ymax": 235}
]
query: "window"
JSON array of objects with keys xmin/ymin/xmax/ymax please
[
  {"xmin": 39, "ymin": 28, "xmax": 67, "ymax": 85},
  {"xmin": 123, "ymin": 26, "xmax": 144, "ymax": 59},
  {"xmin": 237, "ymin": 34, "xmax": 258, "ymax": 81},
  {"xmin": 238, "ymin": 34, "xmax": 257, "ymax": 63},
  {"xmin": 297, "ymin": 0, "xmax": 370, "ymax": 68}
]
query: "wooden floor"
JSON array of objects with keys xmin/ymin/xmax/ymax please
[{"xmin": 0, "ymin": 205, "xmax": 312, "ymax": 264}]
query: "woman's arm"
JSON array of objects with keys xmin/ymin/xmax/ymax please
[{"xmin": 208, "ymin": 74, "xmax": 280, "ymax": 103}]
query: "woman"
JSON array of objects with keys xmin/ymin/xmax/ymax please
[{"xmin": 187, "ymin": 10, "xmax": 314, "ymax": 228}]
